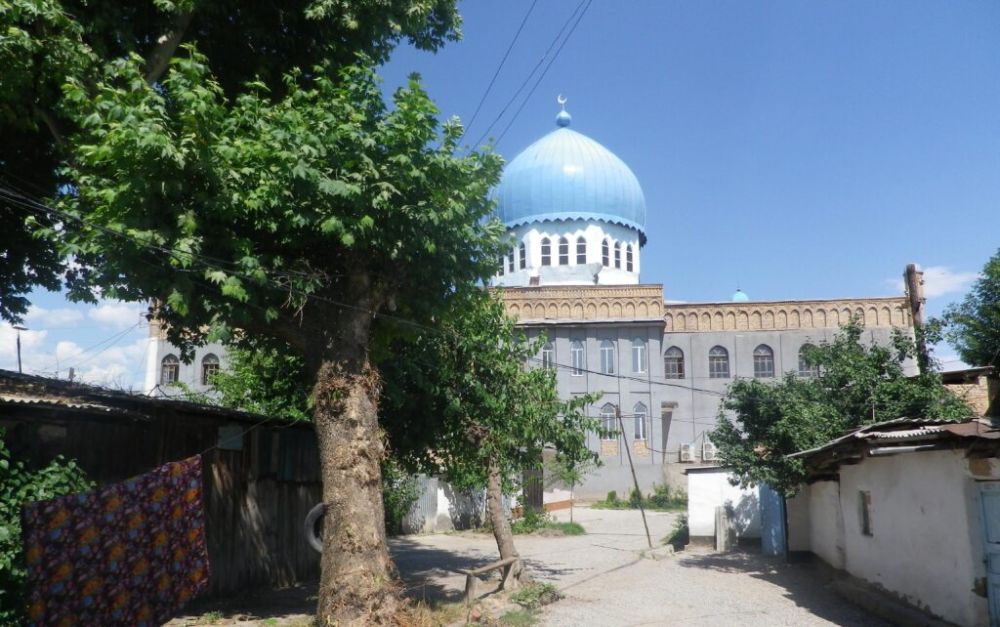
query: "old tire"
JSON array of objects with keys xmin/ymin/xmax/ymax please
[{"xmin": 305, "ymin": 502, "xmax": 325, "ymax": 553}]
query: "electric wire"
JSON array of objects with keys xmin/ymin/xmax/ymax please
[
  {"xmin": 469, "ymin": 0, "xmax": 588, "ymax": 149},
  {"xmin": 460, "ymin": 0, "xmax": 539, "ymax": 143}
]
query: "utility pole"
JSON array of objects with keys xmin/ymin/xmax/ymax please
[
  {"xmin": 13, "ymin": 325, "xmax": 26, "ymax": 374},
  {"xmin": 904, "ymin": 264, "xmax": 930, "ymax": 374},
  {"xmin": 617, "ymin": 406, "xmax": 653, "ymax": 549}
]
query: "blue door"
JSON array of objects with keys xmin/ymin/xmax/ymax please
[
  {"xmin": 760, "ymin": 483, "xmax": 787, "ymax": 557},
  {"xmin": 980, "ymin": 482, "xmax": 1000, "ymax": 626}
]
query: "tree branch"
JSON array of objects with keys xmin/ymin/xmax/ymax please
[
  {"xmin": 145, "ymin": 9, "xmax": 194, "ymax": 84},
  {"xmin": 32, "ymin": 105, "xmax": 64, "ymax": 149}
]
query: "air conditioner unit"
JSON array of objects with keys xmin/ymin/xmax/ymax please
[
  {"xmin": 702, "ymin": 442, "xmax": 718, "ymax": 462},
  {"xmin": 679, "ymin": 443, "xmax": 693, "ymax": 463}
]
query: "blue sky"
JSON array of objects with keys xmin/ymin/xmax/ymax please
[{"xmin": 4, "ymin": 0, "xmax": 997, "ymax": 384}]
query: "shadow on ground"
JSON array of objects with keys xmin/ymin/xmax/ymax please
[{"xmin": 678, "ymin": 548, "xmax": 881, "ymax": 626}]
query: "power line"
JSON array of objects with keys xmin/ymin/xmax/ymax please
[
  {"xmin": 470, "ymin": 0, "xmax": 589, "ymax": 149},
  {"xmin": 461, "ymin": 0, "xmax": 540, "ymax": 142},
  {"xmin": 493, "ymin": 0, "xmax": 593, "ymax": 147}
]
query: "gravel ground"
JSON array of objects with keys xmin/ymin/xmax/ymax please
[
  {"xmin": 397, "ymin": 506, "xmax": 887, "ymax": 626},
  {"xmin": 167, "ymin": 505, "xmax": 886, "ymax": 626}
]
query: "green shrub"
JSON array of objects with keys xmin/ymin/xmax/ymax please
[
  {"xmin": 605, "ymin": 490, "xmax": 618, "ymax": 504},
  {"xmin": 510, "ymin": 582, "xmax": 561, "ymax": 609},
  {"xmin": 664, "ymin": 513, "xmax": 689, "ymax": 549},
  {"xmin": 628, "ymin": 487, "xmax": 643, "ymax": 508},
  {"xmin": 511, "ymin": 509, "xmax": 549, "ymax": 534},
  {"xmin": 646, "ymin": 483, "xmax": 687, "ymax": 511},
  {"xmin": 382, "ymin": 458, "xmax": 421, "ymax": 536},
  {"xmin": 0, "ymin": 428, "xmax": 93, "ymax": 623}
]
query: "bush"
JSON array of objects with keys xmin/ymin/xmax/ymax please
[
  {"xmin": 605, "ymin": 490, "xmax": 618, "ymax": 504},
  {"xmin": 0, "ymin": 428, "xmax": 93, "ymax": 623},
  {"xmin": 646, "ymin": 483, "xmax": 687, "ymax": 511},
  {"xmin": 511, "ymin": 510, "xmax": 585, "ymax": 536},
  {"xmin": 664, "ymin": 513, "xmax": 689, "ymax": 549},
  {"xmin": 510, "ymin": 582, "xmax": 561, "ymax": 609},
  {"xmin": 382, "ymin": 458, "xmax": 422, "ymax": 536},
  {"xmin": 628, "ymin": 487, "xmax": 643, "ymax": 508}
]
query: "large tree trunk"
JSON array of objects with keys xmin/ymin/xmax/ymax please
[
  {"xmin": 485, "ymin": 455, "xmax": 525, "ymax": 588},
  {"xmin": 310, "ymin": 291, "xmax": 400, "ymax": 625}
]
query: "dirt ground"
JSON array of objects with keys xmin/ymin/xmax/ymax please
[{"xmin": 167, "ymin": 506, "xmax": 884, "ymax": 626}]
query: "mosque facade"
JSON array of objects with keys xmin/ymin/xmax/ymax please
[{"xmin": 492, "ymin": 107, "xmax": 915, "ymax": 496}]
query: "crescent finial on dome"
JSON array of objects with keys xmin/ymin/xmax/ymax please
[{"xmin": 556, "ymin": 95, "xmax": 571, "ymax": 127}]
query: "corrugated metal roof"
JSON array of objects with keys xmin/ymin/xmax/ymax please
[{"xmin": 789, "ymin": 417, "xmax": 999, "ymax": 459}]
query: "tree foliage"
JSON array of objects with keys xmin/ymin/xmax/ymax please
[
  {"xmin": 711, "ymin": 321, "xmax": 971, "ymax": 495},
  {"xmin": 0, "ymin": 429, "xmax": 93, "ymax": 623},
  {"xmin": 381, "ymin": 293, "xmax": 600, "ymax": 494},
  {"xmin": 0, "ymin": 0, "xmax": 462, "ymax": 323},
  {"xmin": 937, "ymin": 248, "xmax": 1000, "ymax": 368},
  {"xmin": 206, "ymin": 343, "xmax": 311, "ymax": 423}
]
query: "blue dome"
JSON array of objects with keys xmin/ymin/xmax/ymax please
[
  {"xmin": 732, "ymin": 289, "xmax": 750, "ymax": 302},
  {"xmin": 495, "ymin": 112, "xmax": 646, "ymax": 241}
]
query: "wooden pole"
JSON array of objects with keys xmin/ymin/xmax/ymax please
[{"xmin": 617, "ymin": 406, "xmax": 653, "ymax": 549}]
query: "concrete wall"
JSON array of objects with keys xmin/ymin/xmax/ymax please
[
  {"xmin": 403, "ymin": 476, "xmax": 485, "ymax": 534},
  {"xmin": 686, "ymin": 468, "xmax": 760, "ymax": 540},
  {"xmin": 791, "ymin": 451, "xmax": 988, "ymax": 626}
]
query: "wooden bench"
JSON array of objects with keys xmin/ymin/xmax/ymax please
[{"xmin": 462, "ymin": 556, "xmax": 521, "ymax": 605}]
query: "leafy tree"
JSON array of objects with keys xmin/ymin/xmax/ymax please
[
  {"xmin": 937, "ymin": 248, "xmax": 1000, "ymax": 369},
  {"xmin": 711, "ymin": 321, "xmax": 970, "ymax": 495},
  {"xmin": 381, "ymin": 294, "xmax": 600, "ymax": 583},
  {"xmin": 206, "ymin": 343, "xmax": 312, "ymax": 423},
  {"xmin": 40, "ymin": 52, "xmax": 502, "ymax": 623},
  {"xmin": 543, "ymin": 456, "xmax": 596, "ymax": 524},
  {"xmin": 0, "ymin": 0, "xmax": 461, "ymax": 324}
]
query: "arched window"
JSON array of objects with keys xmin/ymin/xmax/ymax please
[
  {"xmin": 518, "ymin": 242, "xmax": 526, "ymax": 269},
  {"xmin": 600, "ymin": 340, "xmax": 616, "ymax": 375},
  {"xmin": 708, "ymin": 346, "xmax": 729, "ymax": 379},
  {"xmin": 601, "ymin": 403, "xmax": 617, "ymax": 438},
  {"xmin": 798, "ymin": 344, "xmax": 820, "ymax": 378},
  {"xmin": 160, "ymin": 354, "xmax": 179, "ymax": 385},
  {"xmin": 626, "ymin": 245, "xmax": 633, "ymax": 272},
  {"xmin": 576, "ymin": 236, "xmax": 587, "ymax": 264},
  {"xmin": 614, "ymin": 242, "xmax": 622, "ymax": 269},
  {"xmin": 201, "ymin": 353, "xmax": 220, "ymax": 385},
  {"xmin": 558, "ymin": 237, "xmax": 569, "ymax": 265},
  {"xmin": 601, "ymin": 239, "xmax": 610, "ymax": 266},
  {"xmin": 507, "ymin": 249, "xmax": 514, "ymax": 273},
  {"xmin": 541, "ymin": 341, "xmax": 555, "ymax": 369},
  {"xmin": 753, "ymin": 344, "xmax": 775, "ymax": 378},
  {"xmin": 540, "ymin": 237, "xmax": 551, "ymax": 266},
  {"xmin": 631, "ymin": 338, "xmax": 647, "ymax": 374},
  {"xmin": 633, "ymin": 402, "xmax": 647, "ymax": 440},
  {"xmin": 570, "ymin": 340, "xmax": 585, "ymax": 376},
  {"xmin": 664, "ymin": 346, "xmax": 684, "ymax": 379}
]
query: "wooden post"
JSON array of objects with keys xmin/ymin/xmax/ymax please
[
  {"xmin": 904, "ymin": 263, "xmax": 930, "ymax": 374},
  {"xmin": 617, "ymin": 406, "xmax": 653, "ymax": 549}
]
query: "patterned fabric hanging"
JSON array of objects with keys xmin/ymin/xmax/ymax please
[{"xmin": 21, "ymin": 455, "xmax": 210, "ymax": 626}]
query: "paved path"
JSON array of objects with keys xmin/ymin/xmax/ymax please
[{"xmin": 393, "ymin": 506, "xmax": 886, "ymax": 626}]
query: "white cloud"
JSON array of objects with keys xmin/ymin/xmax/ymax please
[
  {"xmin": 0, "ymin": 326, "xmax": 49, "ymax": 366},
  {"xmin": 25, "ymin": 305, "xmax": 85, "ymax": 328},
  {"xmin": 889, "ymin": 266, "xmax": 978, "ymax": 300},
  {"xmin": 88, "ymin": 302, "xmax": 145, "ymax": 329}
]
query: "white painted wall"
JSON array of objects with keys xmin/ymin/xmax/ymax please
[
  {"xmin": 686, "ymin": 468, "xmax": 761, "ymax": 539},
  {"xmin": 792, "ymin": 450, "xmax": 988, "ymax": 627}
]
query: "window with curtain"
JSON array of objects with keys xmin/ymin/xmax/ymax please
[
  {"xmin": 614, "ymin": 242, "xmax": 621, "ymax": 268},
  {"xmin": 600, "ymin": 340, "xmax": 616, "ymax": 374},
  {"xmin": 709, "ymin": 346, "xmax": 729, "ymax": 379},
  {"xmin": 558, "ymin": 237, "xmax": 569, "ymax": 265},
  {"xmin": 576, "ymin": 236, "xmax": 586, "ymax": 264},
  {"xmin": 753, "ymin": 344, "xmax": 775, "ymax": 378},
  {"xmin": 540, "ymin": 237, "xmax": 551, "ymax": 266},
  {"xmin": 571, "ymin": 340, "xmax": 585, "ymax": 375},
  {"xmin": 626, "ymin": 245, "xmax": 633, "ymax": 272},
  {"xmin": 541, "ymin": 341, "xmax": 555, "ymax": 369},
  {"xmin": 664, "ymin": 346, "xmax": 684, "ymax": 379},
  {"xmin": 518, "ymin": 242, "xmax": 526, "ymax": 269},
  {"xmin": 602, "ymin": 239, "xmax": 610, "ymax": 266},
  {"xmin": 601, "ymin": 403, "xmax": 617, "ymax": 438},
  {"xmin": 161, "ymin": 354, "xmax": 180, "ymax": 385},
  {"xmin": 633, "ymin": 402, "xmax": 647, "ymax": 440},
  {"xmin": 798, "ymin": 344, "xmax": 821, "ymax": 377},
  {"xmin": 631, "ymin": 338, "xmax": 647, "ymax": 373},
  {"xmin": 201, "ymin": 353, "xmax": 220, "ymax": 385}
]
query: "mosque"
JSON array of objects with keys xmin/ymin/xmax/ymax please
[
  {"xmin": 144, "ymin": 103, "xmax": 917, "ymax": 498},
  {"xmin": 491, "ymin": 104, "xmax": 916, "ymax": 495}
]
